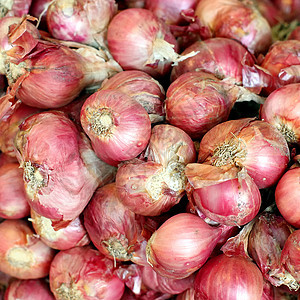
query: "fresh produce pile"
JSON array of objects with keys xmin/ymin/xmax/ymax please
[{"xmin": 0, "ymin": 0, "xmax": 299, "ymax": 299}]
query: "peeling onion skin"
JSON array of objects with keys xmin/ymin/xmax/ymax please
[
  {"xmin": 275, "ymin": 167, "xmax": 300, "ymax": 228},
  {"xmin": 0, "ymin": 163, "xmax": 30, "ymax": 219},
  {"xmin": 80, "ymin": 89, "xmax": 152, "ymax": 167},
  {"xmin": 30, "ymin": 210, "xmax": 90, "ymax": 251},
  {"xmin": 194, "ymin": 254, "xmax": 264, "ymax": 300},
  {"xmin": 14, "ymin": 111, "xmax": 116, "ymax": 221},
  {"xmin": 49, "ymin": 246, "xmax": 125, "ymax": 300},
  {"xmin": 46, "ymin": 0, "xmax": 117, "ymax": 47},
  {"xmin": 0, "ymin": 219, "xmax": 55, "ymax": 280},
  {"xmin": 4, "ymin": 278, "xmax": 55, "ymax": 300},
  {"xmin": 260, "ymin": 83, "xmax": 300, "ymax": 145},
  {"xmin": 0, "ymin": 0, "xmax": 32, "ymax": 18}
]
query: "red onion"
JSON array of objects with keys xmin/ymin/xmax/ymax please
[
  {"xmin": 49, "ymin": 246, "xmax": 125, "ymax": 300},
  {"xmin": 4, "ymin": 278, "xmax": 55, "ymax": 299},
  {"xmin": 0, "ymin": 102, "xmax": 40, "ymax": 157},
  {"xmin": 198, "ymin": 118, "xmax": 290, "ymax": 189},
  {"xmin": 0, "ymin": 152, "xmax": 18, "ymax": 167},
  {"xmin": 14, "ymin": 111, "xmax": 116, "ymax": 221},
  {"xmin": 194, "ymin": 254, "xmax": 264, "ymax": 300},
  {"xmin": 255, "ymin": 0, "xmax": 283, "ymax": 27},
  {"xmin": 0, "ymin": 0, "xmax": 32, "ymax": 18},
  {"xmin": 260, "ymin": 40, "xmax": 300, "ymax": 94},
  {"xmin": 0, "ymin": 163, "xmax": 30, "ymax": 219},
  {"xmin": 80, "ymin": 89, "xmax": 151, "ymax": 167},
  {"xmin": 281, "ymin": 230, "xmax": 300, "ymax": 284},
  {"xmin": 29, "ymin": 0, "xmax": 52, "ymax": 29},
  {"xmin": 107, "ymin": 8, "xmax": 195, "ymax": 78},
  {"xmin": 30, "ymin": 210, "xmax": 90, "ymax": 251},
  {"xmin": 84, "ymin": 182, "xmax": 144, "ymax": 262},
  {"xmin": 185, "ymin": 164, "xmax": 261, "ymax": 226},
  {"xmin": 146, "ymin": 213, "xmax": 225, "ymax": 279},
  {"xmin": 273, "ymin": 0, "xmax": 300, "ymax": 22},
  {"xmin": 275, "ymin": 167, "xmax": 300, "ymax": 228},
  {"xmin": 0, "ymin": 219, "xmax": 55, "ymax": 279},
  {"xmin": 194, "ymin": 0, "xmax": 272, "ymax": 54},
  {"xmin": 101, "ymin": 70, "xmax": 165, "ymax": 123},
  {"xmin": 176, "ymin": 288, "xmax": 195, "ymax": 300},
  {"xmin": 46, "ymin": 0, "xmax": 117, "ymax": 47},
  {"xmin": 260, "ymin": 83, "xmax": 300, "ymax": 145},
  {"xmin": 145, "ymin": 0, "xmax": 198, "ymax": 25}
]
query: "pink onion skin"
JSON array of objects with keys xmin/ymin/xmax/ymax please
[
  {"xmin": 170, "ymin": 38, "xmax": 257, "ymax": 90},
  {"xmin": 100, "ymin": 70, "xmax": 165, "ymax": 123},
  {"xmin": 14, "ymin": 111, "xmax": 116, "ymax": 221},
  {"xmin": 4, "ymin": 279, "xmax": 55, "ymax": 300},
  {"xmin": 145, "ymin": 0, "xmax": 198, "ymax": 25},
  {"xmin": 0, "ymin": 153, "xmax": 18, "ymax": 167},
  {"xmin": 260, "ymin": 40, "xmax": 300, "ymax": 94},
  {"xmin": 198, "ymin": 118, "xmax": 290, "ymax": 189},
  {"xmin": 281, "ymin": 230, "xmax": 300, "ymax": 283},
  {"xmin": 146, "ymin": 213, "xmax": 223, "ymax": 279},
  {"xmin": 116, "ymin": 159, "xmax": 185, "ymax": 216},
  {"xmin": 255, "ymin": 0, "xmax": 283, "ymax": 27},
  {"xmin": 29, "ymin": 0, "xmax": 53, "ymax": 29},
  {"xmin": 186, "ymin": 164, "xmax": 261, "ymax": 226},
  {"xmin": 30, "ymin": 210, "xmax": 90, "ymax": 251},
  {"xmin": 195, "ymin": 0, "xmax": 272, "ymax": 55},
  {"xmin": 0, "ymin": 219, "xmax": 55, "ymax": 279},
  {"xmin": 0, "ymin": 16, "xmax": 21, "ymax": 53},
  {"xmin": 49, "ymin": 246, "xmax": 125, "ymax": 300},
  {"xmin": 260, "ymin": 83, "xmax": 300, "ymax": 145},
  {"xmin": 0, "ymin": 163, "xmax": 30, "ymax": 219},
  {"xmin": 273, "ymin": 0, "xmax": 300, "ymax": 22},
  {"xmin": 275, "ymin": 167, "xmax": 300, "ymax": 228},
  {"xmin": 107, "ymin": 8, "xmax": 179, "ymax": 78},
  {"xmin": 176, "ymin": 288, "xmax": 195, "ymax": 300},
  {"xmin": 84, "ymin": 182, "xmax": 143, "ymax": 262},
  {"xmin": 194, "ymin": 254, "xmax": 263, "ymax": 300},
  {"xmin": 165, "ymin": 72, "xmax": 234, "ymax": 139},
  {"xmin": 46, "ymin": 0, "xmax": 117, "ymax": 47},
  {"xmin": 80, "ymin": 89, "xmax": 151, "ymax": 167},
  {"xmin": 1, "ymin": 0, "xmax": 32, "ymax": 18},
  {"xmin": 0, "ymin": 103, "xmax": 40, "ymax": 157}
]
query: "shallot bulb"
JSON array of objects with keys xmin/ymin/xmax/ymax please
[
  {"xmin": 255, "ymin": 0, "xmax": 283, "ymax": 27},
  {"xmin": 0, "ymin": 152, "xmax": 18, "ymax": 167},
  {"xmin": 275, "ymin": 167, "xmax": 300, "ymax": 228},
  {"xmin": 30, "ymin": 210, "xmax": 90, "ymax": 251},
  {"xmin": 185, "ymin": 164, "xmax": 261, "ymax": 226},
  {"xmin": 4, "ymin": 278, "xmax": 55, "ymax": 300},
  {"xmin": 0, "ymin": 0, "xmax": 32, "ymax": 18},
  {"xmin": 198, "ymin": 118, "xmax": 290, "ymax": 189},
  {"xmin": 107, "ymin": 8, "xmax": 194, "ymax": 78},
  {"xmin": 29, "ymin": 0, "xmax": 53, "ymax": 29},
  {"xmin": 84, "ymin": 183, "xmax": 143, "ymax": 262},
  {"xmin": 273, "ymin": 0, "xmax": 300, "ymax": 22},
  {"xmin": 101, "ymin": 70, "xmax": 165, "ymax": 123},
  {"xmin": 194, "ymin": 0, "xmax": 272, "ymax": 54},
  {"xmin": 14, "ymin": 111, "xmax": 116, "ymax": 221},
  {"xmin": 49, "ymin": 246, "xmax": 125, "ymax": 300},
  {"xmin": 194, "ymin": 254, "xmax": 264, "ymax": 300},
  {"xmin": 0, "ymin": 219, "xmax": 55, "ymax": 279},
  {"xmin": 260, "ymin": 83, "xmax": 300, "ymax": 145},
  {"xmin": 80, "ymin": 89, "xmax": 151, "ymax": 167},
  {"xmin": 46, "ymin": 0, "xmax": 117, "ymax": 47},
  {"xmin": 0, "ymin": 163, "xmax": 30, "ymax": 219},
  {"xmin": 146, "ymin": 213, "xmax": 224, "ymax": 279},
  {"xmin": 145, "ymin": 0, "xmax": 198, "ymax": 25}
]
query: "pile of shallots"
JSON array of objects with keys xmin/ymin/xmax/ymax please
[{"xmin": 0, "ymin": 0, "xmax": 299, "ymax": 299}]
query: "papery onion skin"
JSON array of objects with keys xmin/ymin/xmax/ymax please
[
  {"xmin": 260, "ymin": 83, "xmax": 300, "ymax": 145},
  {"xmin": 14, "ymin": 111, "xmax": 116, "ymax": 221},
  {"xmin": 176, "ymin": 287, "xmax": 195, "ymax": 300},
  {"xmin": 165, "ymin": 72, "xmax": 235, "ymax": 139},
  {"xmin": 84, "ymin": 182, "xmax": 142, "ymax": 261},
  {"xmin": 145, "ymin": 0, "xmax": 198, "ymax": 25},
  {"xmin": 0, "ymin": 163, "xmax": 30, "ymax": 219},
  {"xmin": 46, "ymin": 0, "xmax": 117, "ymax": 47},
  {"xmin": 80, "ymin": 89, "xmax": 151, "ymax": 167},
  {"xmin": 194, "ymin": 254, "xmax": 264, "ymax": 300},
  {"xmin": 0, "ymin": 219, "xmax": 55, "ymax": 279},
  {"xmin": 100, "ymin": 70, "xmax": 165, "ymax": 123},
  {"xmin": 107, "ymin": 8, "xmax": 179, "ymax": 78},
  {"xmin": 198, "ymin": 118, "xmax": 290, "ymax": 189},
  {"xmin": 30, "ymin": 210, "xmax": 90, "ymax": 251},
  {"xmin": 4, "ymin": 278, "xmax": 55, "ymax": 300},
  {"xmin": 0, "ymin": 0, "xmax": 32, "ymax": 18},
  {"xmin": 49, "ymin": 246, "xmax": 125, "ymax": 300},
  {"xmin": 146, "ymin": 213, "xmax": 223, "ymax": 279},
  {"xmin": 255, "ymin": 0, "xmax": 283, "ymax": 27},
  {"xmin": 29, "ymin": 0, "xmax": 53, "ymax": 29},
  {"xmin": 275, "ymin": 167, "xmax": 300, "ymax": 228},
  {"xmin": 273, "ymin": 0, "xmax": 300, "ymax": 22},
  {"xmin": 195, "ymin": 0, "xmax": 272, "ymax": 55},
  {"xmin": 186, "ymin": 164, "xmax": 261, "ymax": 226}
]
